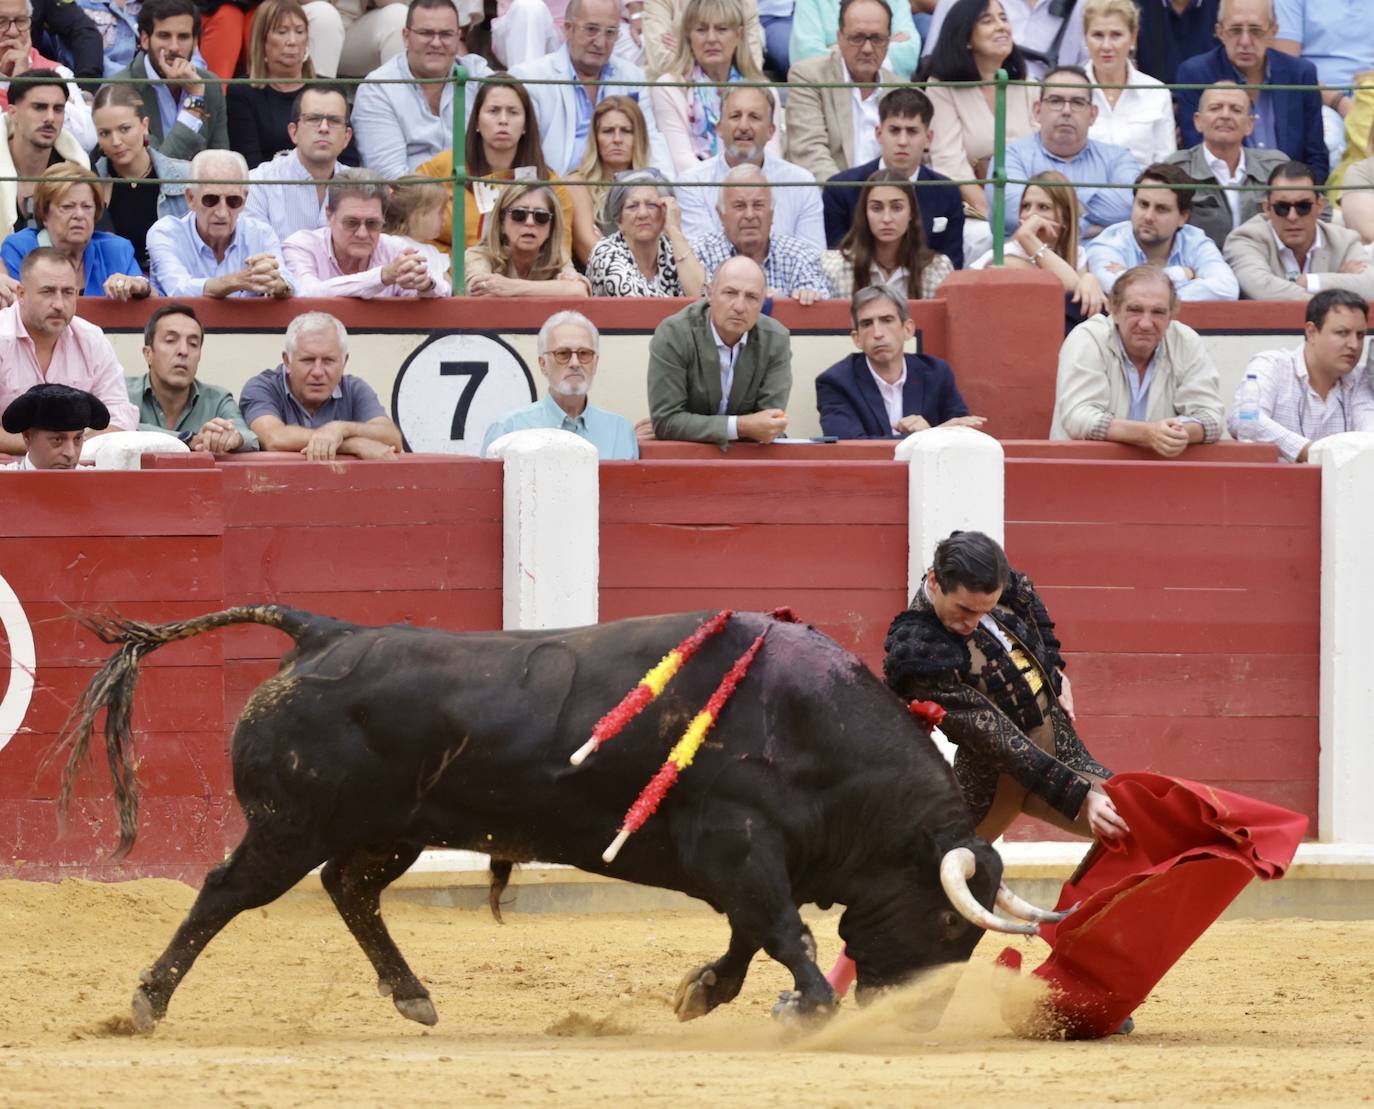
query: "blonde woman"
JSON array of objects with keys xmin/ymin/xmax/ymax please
[
  {"xmin": 1082, "ymin": 0, "xmax": 1174, "ymax": 167},
  {"xmin": 227, "ymin": 0, "xmax": 318, "ymax": 168},
  {"xmin": 649, "ymin": 0, "xmax": 782, "ymax": 174},
  {"xmin": 465, "ymin": 182, "xmax": 590, "ymax": 297},
  {"xmin": 641, "ymin": 0, "xmax": 764, "ymax": 79},
  {"xmin": 567, "ymin": 95, "xmax": 653, "ymax": 265}
]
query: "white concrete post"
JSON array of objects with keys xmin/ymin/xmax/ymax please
[
  {"xmin": 489, "ymin": 428, "xmax": 599, "ymax": 631},
  {"xmin": 1311, "ymin": 432, "xmax": 1374, "ymax": 843}
]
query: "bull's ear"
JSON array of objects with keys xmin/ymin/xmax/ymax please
[{"xmin": 939, "ymin": 909, "xmax": 967, "ymax": 941}]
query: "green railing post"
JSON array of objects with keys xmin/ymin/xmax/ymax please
[
  {"xmin": 452, "ymin": 66, "xmax": 467, "ymax": 295},
  {"xmin": 991, "ymin": 67, "xmax": 1008, "ymax": 266}
]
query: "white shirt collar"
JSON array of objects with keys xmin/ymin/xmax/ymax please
[
  {"xmin": 1202, "ymin": 142, "xmax": 1246, "ymax": 183},
  {"xmin": 1268, "ymin": 221, "xmax": 1324, "ymax": 275},
  {"xmin": 709, "ymin": 317, "xmax": 748, "ymax": 355}
]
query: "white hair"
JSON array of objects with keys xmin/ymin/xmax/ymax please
[
  {"xmin": 1218, "ymin": 0, "xmax": 1274, "ymax": 24},
  {"xmin": 716, "ymin": 163, "xmax": 771, "ymax": 213},
  {"xmin": 189, "ymin": 149, "xmax": 251, "ymax": 188},
  {"xmin": 537, "ymin": 310, "xmax": 600, "ymax": 355},
  {"xmin": 285, "ymin": 311, "xmax": 349, "ymax": 359}
]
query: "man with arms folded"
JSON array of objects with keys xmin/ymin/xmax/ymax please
[
  {"xmin": 0, "ymin": 382, "xmax": 106, "ymax": 469},
  {"xmin": 240, "ymin": 311, "xmax": 403, "ymax": 461},
  {"xmin": 647, "ymin": 255, "xmax": 791, "ymax": 447},
  {"xmin": 1229, "ymin": 288, "xmax": 1374, "ymax": 461},
  {"xmin": 1051, "ymin": 263, "xmax": 1224, "ymax": 456},
  {"xmin": 127, "ymin": 303, "xmax": 258, "ymax": 453},
  {"xmin": 481, "ymin": 310, "xmax": 638, "ymax": 459},
  {"xmin": 816, "ymin": 284, "xmax": 984, "ymax": 438}
]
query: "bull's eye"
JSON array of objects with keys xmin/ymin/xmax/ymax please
[{"xmin": 939, "ymin": 909, "xmax": 965, "ymax": 940}]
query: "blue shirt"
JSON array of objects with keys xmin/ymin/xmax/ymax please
[
  {"xmin": 146, "ymin": 210, "xmax": 294, "ymax": 297},
  {"xmin": 1, "ymin": 229, "xmax": 143, "ymax": 294},
  {"xmin": 997, "ymin": 133, "xmax": 1141, "ymax": 236},
  {"xmin": 572, "ymin": 64, "xmax": 610, "ymax": 161},
  {"xmin": 1115, "ymin": 330, "xmax": 1160, "ymax": 422},
  {"xmin": 239, "ymin": 365, "xmax": 387, "ymax": 430},
  {"xmin": 480, "ymin": 392, "xmax": 639, "ymax": 459},
  {"xmin": 1085, "ymin": 221, "xmax": 1239, "ymax": 301},
  {"xmin": 1275, "ymin": 0, "xmax": 1374, "ymax": 89}
]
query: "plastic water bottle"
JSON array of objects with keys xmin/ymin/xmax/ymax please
[{"xmin": 1235, "ymin": 373, "xmax": 1261, "ymax": 442}]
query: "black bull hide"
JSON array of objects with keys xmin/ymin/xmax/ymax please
[{"xmin": 57, "ymin": 605, "xmax": 1008, "ymax": 1032}]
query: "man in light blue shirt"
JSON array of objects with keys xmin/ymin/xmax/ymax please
[
  {"xmin": 245, "ymin": 86, "xmax": 353, "ymax": 243},
  {"xmin": 481, "ymin": 310, "xmax": 639, "ymax": 459},
  {"xmin": 147, "ymin": 149, "xmax": 295, "ymax": 298},
  {"xmin": 1086, "ymin": 163, "xmax": 1239, "ymax": 301},
  {"xmin": 996, "ymin": 66, "xmax": 1142, "ymax": 238}
]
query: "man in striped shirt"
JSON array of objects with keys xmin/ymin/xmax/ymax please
[{"xmin": 245, "ymin": 86, "xmax": 353, "ymax": 244}]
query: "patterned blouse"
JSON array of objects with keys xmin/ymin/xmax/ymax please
[
  {"xmin": 586, "ymin": 231, "xmax": 684, "ymax": 297},
  {"xmin": 820, "ymin": 250, "xmax": 954, "ymax": 299}
]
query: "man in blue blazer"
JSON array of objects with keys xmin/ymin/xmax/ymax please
[
  {"xmin": 816, "ymin": 286, "xmax": 983, "ymax": 439},
  {"xmin": 1174, "ymin": 6, "xmax": 1327, "ymax": 182},
  {"xmin": 821, "ymin": 87, "xmax": 964, "ymax": 266}
]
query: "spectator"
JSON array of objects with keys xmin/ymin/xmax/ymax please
[
  {"xmin": 693, "ymin": 163, "xmax": 831, "ymax": 299},
  {"xmin": 1000, "ymin": 65, "xmax": 1142, "ymax": 238},
  {"xmin": 1134, "ymin": 0, "xmax": 1220, "ymax": 86},
  {"xmin": 655, "ymin": 0, "xmax": 781, "ymax": 175},
  {"xmin": 922, "ymin": 0, "xmax": 1037, "ymax": 227},
  {"xmin": 565, "ymin": 94, "xmax": 652, "ymax": 264},
  {"xmin": 0, "ymin": 71, "xmax": 89, "ymax": 248},
  {"xmin": 481, "ymin": 310, "xmax": 640, "ymax": 458},
  {"xmin": 676, "ymin": 85, "xmax": 825, "ymax": 249},
  {"xmin": 0, "ymin": 1, "xmax": 96, "ymax": 150},
  {"xmin": 1175, "ymin": 0, "xmax": 1326, "ymax": 181},
  {"xmin": 416, "ymin": 77, "xmax": 573, "ymax": 254},
  {"xmin": 647, "ymin": 254, "xmax": 791, "ymax": 445},
  {"xmin": 1086, "ymin": 164, "xmax": 1239, "ymax": 301},
  {"xmin": 92, "ymin": 84, "xmax": 192, "ymax": 274},
  {"xmin": 127, "ymin": 302, "xmax": 259, "ymax": 452},
  {"xmin": 1082, "ymin": 0, "xmax": 1174, "ymax": 167},
  {"xmin": 1229, "ymin": 288, "xmax": 1374, "ymax": 460},
  {"xmin": 1338, "ymin": 134, "xmax": 1374, "ymax": 250},
  {"xmin": 0, "ymin": 248, "xmax": 140, "ymax": 456},
  {"xmin": 1274, "ymin": 0, "xmax": 1373, "ymax": 163},
  {"xmin": 791, "ymin": 0, "xmax": 919, "ymax": 77},
  {"xmin": 485, "ymin": 0, "xmax": 566, "ymax": 71},
  {"xmin": 2, "ymin": 163, "xmax": 149, "ymax": 300},
  {"xmin": 147, "ymin": 149, "xmax": 295, "ymax": 298},
  {"xmin": 352, "ymin": 0, "xmax": 493, "ymax": 179},
  {"xmin": 284, "ymin": 173, "xmax": 450, "ymax": 296},
  {"xmin": 822, "ymin": 86, "xmax": 964, "ymax": 266},
  {"xmin": 1051, "ymin": 264, "xmax": 1224, "ymax": 453},
  {"xmin": 587, "ymin": 168, "xmax": 705, "ymax": 296},
  {"xmin": 76, "ymin": 0, "xmax": 154, "ymax": 77},
  {"xmin": 785, "ymin": 0, "xmax": 898, "ymax": 182},
  {"xmin": 1224, "ymin": 160, "xmax": 1374, "ymax": 300},
  {"xmin": 244, "ymin": 84, "xmax": 352, "ymax": 242},
  {"xmin": 110, "ymin": 0, "xmax": 230, "ymax": 160},
  {"xmin": 0, "ymin": 383, "xmax": 108, "ymax": 469},
  {"xmin": 969, "ymin": 171, "xmax": 1106, "ymax": 321},
  {"xmin": 241, "ymin": 311, "xmax": 402, "ymax": 459},
  {"xmin": 510, "ymin": 0, "xmax": 671, "ymax": 175},
  {"xmin": 923, "ymin": 0, "xmax": 1087, "ymax": 80},
  {"xmin": 816, "ymin": 284, "xmax": 982, "ymax": 438},
  {"xmin": 1164, "ymin": 81, "xmax": 1289, "ymax": 249},
  {"xmin": 304, "ymin": 0, "xmax": 409, "ymax": 80},
  {"xmin": 465, "ymin": 181, "xmax": 590, "ymax": 298},
  {"xmin": 382, "ymin": 177, "xmax": 451, "ymax": 285},
  {"xmin": 21, "ymin": 0, "xmax": 106, "ymax": 81},
  {"xmin": 642, "ymin": 0, "xmax": 764, "ymax": 79},
  {"xmin": 822, "ymin": 168, "xmax": 951, "ymax": 298}
]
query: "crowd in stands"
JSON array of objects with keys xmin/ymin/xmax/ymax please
[{"xmin": 4, "ymin": 0, "xmax": 1374, "ymax": 468}]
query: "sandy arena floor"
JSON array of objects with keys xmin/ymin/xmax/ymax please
[{"xmin": 0, "ymin": 877, "xmax": 1369, "ymax": 1108}]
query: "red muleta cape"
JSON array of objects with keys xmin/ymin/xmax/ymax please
[{"xmin": 998, "ymin": 772, "xmax": 1307, "ymax": 1039}]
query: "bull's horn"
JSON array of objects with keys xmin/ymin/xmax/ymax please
[
  {"xmin": 995, "ymin": 884, "xmax": 1078, "ymax": 924},
  {"xmin": 939, "ymin": 848, "xmax": 1038, "ymax": 936}
]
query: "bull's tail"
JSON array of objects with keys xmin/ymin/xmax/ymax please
[
  {"xmin": 53, "ymin": 605, "xmax": 332, "ymax": 860},
  {"xmin": 488, "ymin": 859, "xmax": 514, "ymax": 923}
]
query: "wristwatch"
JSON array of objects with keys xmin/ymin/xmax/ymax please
[{"xmin": 182, "ymin": 94, "xmax": 209, "ymax": 120}]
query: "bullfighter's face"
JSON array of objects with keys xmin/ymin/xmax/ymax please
[{"xmin": 926, "ymin": 568, "xmax": 1002, "ymax": 638}]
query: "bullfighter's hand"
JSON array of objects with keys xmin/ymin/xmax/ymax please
[
  {"xmin": 1084, "ymin": 789, "xmax": 1129, "ymax": 841},
  {"xmin": 1058, "ymin": 670, "xmax": 1076, "ymax": 721}
]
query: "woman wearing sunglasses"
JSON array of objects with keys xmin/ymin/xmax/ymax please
[
  {"xmin": 465, "ymin": 182, "xmax": 589, "ymax": 298},
  {"xmin": 586, "ymin": 169, "xmax": 704, "ymax": 297}
]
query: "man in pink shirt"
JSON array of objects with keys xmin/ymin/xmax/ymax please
[
  {"xmin": 282, "ymin": 175, "xmax": 451, "ymax": 298},
  {"xmin": 0, "ymin": 247, "xmax": 139, "ymax": 455}
]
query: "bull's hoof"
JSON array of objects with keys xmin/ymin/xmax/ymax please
[
  {"xmin": 672, "ymin": 964, "xmax": 718, "ymax": 1022},
  {"xmin": 394, "ymin": 994, "xmax": 438, "ymax": 1026},
  {"xmin": 130, "ymin": 986, "xmax": 159, "ymax": 1035},
  {"xmin": 770, "ymin": 990, "xmax": 836, "ymax": 1028},
  {"xmin": 377, "ymin": 977, "xmax": 393, "ymax": 998}
]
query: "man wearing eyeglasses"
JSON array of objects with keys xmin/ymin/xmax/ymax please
[
  {"xmin": 999, "ymin": 65, "xmax": 1140, "ymax": 239},
  {"xmin": 246, "ymin": 85, "xmax": 354, "ymax": 243},
  {"xmin": 352, "ymin": 0, "xmax": 493, "ymax": 180},
  {"xmin": 284, "ymin": 173, "xmax": 449, "ymax": 297},
  {"xmin": 147, "ymin": 148, "xmax": 295, "ymax": 298},
  {"xmin": 1224, "ymin": 160, "xmax": 1374, "ymax": 300},
  {"xmin": 0, "ymin": 2, "xmax": 96, "ymax": 150},
  {"xmin": 784, "ymin": 0, "xmax": 899, "ymax": 182},
  {"xmin": 1175, "ymin": 0, "xmax": 1326, "ymax": 181},
  {"xmin": 791, "ymin": 0, "xmax": 920, "ymax": 79},
  {"xmin": 480, "ymin": 310, "xmax": 638, "ymax": 459},
  {"xmin": 1228, "ymin": 288, "xmax": 1374, "ymax": 461},
  {"xmin": 510, "ymin": 0, "xmax": 672, "ymax": 176}
]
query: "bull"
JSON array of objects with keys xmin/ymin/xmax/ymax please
[{"xmin": 56, "ymin": 605, "xmax": 1063, "ymax": 1033}]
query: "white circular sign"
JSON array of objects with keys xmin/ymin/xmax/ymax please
[
  {"xmin": 392, "ymin": 332, "xmax": 537, "ymax": 456},
  {"xmin": 0, "ymin": 569, "xmax": 35, "ymax": 754}
]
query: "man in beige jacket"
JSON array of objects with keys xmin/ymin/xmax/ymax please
[
  {"xmin": 1050, "ymin": 265, "xmax": 1224, "ymax": 456},
  {"xmin": 1223, "ymin": 160, "xmax": 1374, "ymax": 300}
]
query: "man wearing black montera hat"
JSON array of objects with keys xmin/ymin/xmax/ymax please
[{"xmin": 0, "ymin": 382, "xmax": 108, "ymax": 469}]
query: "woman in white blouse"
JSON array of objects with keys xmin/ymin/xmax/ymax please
[{"xmin": 1082, "ymin": 0, "xmax": 1174, "ymax": 168}]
